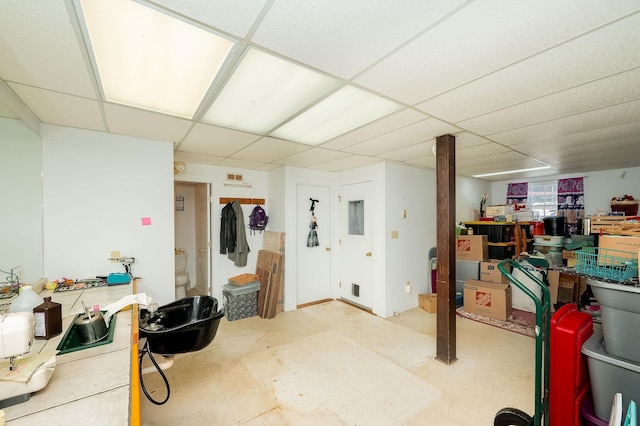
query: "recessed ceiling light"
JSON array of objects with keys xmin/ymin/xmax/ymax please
[
  {"xmin": 79, "ymin": 0, "xmax": 235, "ymax": 118},
  {"xmin": 202, "ymin": 48, "xmax": 339, "ymax": 134},
  {"xmin": 271, "ymin": 86, "xmax": 403, "ymax": 145},
  {"xmin": 472, "ymin": 165, "xmax": 552, "ymax": 178}
]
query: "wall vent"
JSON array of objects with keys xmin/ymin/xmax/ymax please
[{"xmin": 351, "ymin": 283, "xmax": 360, "ymax": 298}]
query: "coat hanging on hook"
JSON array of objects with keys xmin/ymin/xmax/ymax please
[{"xmin": 307, "ymin": 198, "xmax": 319, "ymax": 247}]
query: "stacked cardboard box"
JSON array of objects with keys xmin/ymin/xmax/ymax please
[{"xmin": 463, "ymin": 259, "xmax": 512, "ymax": 321}]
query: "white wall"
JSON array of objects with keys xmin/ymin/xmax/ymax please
[
  {"xmin": 383, "ymin": 163, "xmax": 436, "ymax": 316},
  {"xmin": 41, "ymin": 125, "xmax": 175, "ymax": 305},
  {"xmin": 175, "ymin": 162, "xmax": 268, "ymax": 304},
  {"xmin": 490, "ymin": 167, "xmax": 640, "ymax": 216},
  {"xmin": 0, "ymin": 118, "xmax": 43, "ymax": 284},
  {"xmin": 456, "ymin": 175, "xmax": 492, "ymax": 223}
]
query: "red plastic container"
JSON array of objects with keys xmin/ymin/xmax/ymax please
[{"xmin": 549, "ymin": 303, "xmax": 594, "ymax": 426}]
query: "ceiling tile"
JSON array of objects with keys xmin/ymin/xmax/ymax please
[
  {"xmin": 417, "ymin": 14, "xmax": 640, "ymax": 123},
  {"xmin": 313, "ymin": 155, "xmax": 382, "ymax": 172},
  {"xmin": 379, "ymin": 141, "xmax": 434, "ymax": 162},
  {"xmin": 150, "ymin": 0, "xmax": 268, "ymax": 38},
  {"xmin": 174, "ymin": 151, "xmax": 223, "ymax": 166},
  {"xmin": 456, "ymin": 68, "xmax": 640, "ymax": 136},
  {"xmin": 231, "ymin": 137, "xmax": 310, "ymax": 162},
  {"xmin": 9, "ymin": 83, "xmax": 105, "ymax": 131},
  {"xmin": 320, "ymin": 108, "xmax": 428, "ymax": 150},
  {"xmin": 490, "ymin": 100, "xmax": 640, "ymax": 145},
  {"xmin": 343, "ymin": 117, "xmax": 459, "ymax": 156},
  {"xmin": 104, "ymin": 103, "xmax": 192, "ymax": 142},
  {"xmin": 251, "ymin": 1, "xmax": 467, "ymax": 78},
  {"xmin": 0, "ymin": 1, "xmax": 96, "ymax": 98},
  {"xmin": 455, "ymin": 143, "xmax": 512, "ymax": 161},
  {"xmin": 452, "ymin": 132, "xmax": 497, "ymax": 149},
  {"xmin": 508, "ymin": 122, "xmax": 640, "ymax": 160},
  {"xmin": 179, "ymin": 123, "xmax": 260, "ymax": 157},
  {"xmin": 274, "ymin": 148, "xmax": 350, "ymax": 168},
  {"xmin": 356, "ymin": 1, "xmax": 640, "ymax": 105},
  {"xmin": 216, "ymin": 157, "xmax": 268, "ymax": 169}
]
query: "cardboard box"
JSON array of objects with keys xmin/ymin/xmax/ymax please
[
  {"xmin": 456, "ymin": 235, "xmax": 489, "ymax": 261},
  {"xmin": 548, "ymin": 270, "xmax": 587, "ymax": 310},
  {"xmin": 480, "ymin": 259, "xmax": 510, "ymax": 284},
  {"xmin": 419, "ymin": 293, "xmax": 437, "ymax": 313},
  {"xmin": 598, "ymin": 236, "xmax": 640, "ymax": 259},
  {"xmin": 485, "ymin": 205, "xmax": 515, "ymax": 218},
  {"xmin": 463, "ymin": 279, "xmax": 512, "ymax": 321}
]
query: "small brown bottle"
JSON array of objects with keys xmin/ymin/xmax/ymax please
[{"xmin": 33, "ymin": 297, "xmax": 62, "ymax": 339}]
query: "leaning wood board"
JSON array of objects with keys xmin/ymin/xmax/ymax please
[{"xmin": 256, "ymin": 250, "xmax": 284, "ymax": 319}]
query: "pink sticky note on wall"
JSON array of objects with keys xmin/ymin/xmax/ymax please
[{"xmin": 141, "ymin": 217, "xmax": 151, "ymax": 226}]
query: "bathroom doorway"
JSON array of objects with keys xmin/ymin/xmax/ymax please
[{"xmin": 174, "ymin": 181, "xmax": 212, "ymax": 296}]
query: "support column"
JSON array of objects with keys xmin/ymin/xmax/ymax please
[{"xmin": 435, "ymin": 134, "xmax": 457, "ymax": 364}]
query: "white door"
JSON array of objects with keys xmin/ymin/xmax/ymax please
[
  {"xmin": 339, "ymin": 181, "xmax": 374, "ymax": 310},
  {"xmin": 296, "ymin": 184, "xmax": 331, "ymax": 306}
]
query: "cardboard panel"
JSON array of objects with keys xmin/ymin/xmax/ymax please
[{"xmin": 256, "ymin": 250, "xmax": 284, "ymax": 318}]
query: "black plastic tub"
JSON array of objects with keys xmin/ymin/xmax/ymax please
[
  {"xmin": 543, "ymin": 216, "xmax": 565, "ymax": 236},
  {"xmin": 139, "ymin": 296, "xmax": 224, "ymax": 355}
]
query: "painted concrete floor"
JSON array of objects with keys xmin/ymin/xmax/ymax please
[{"xmin": 140, "ymin": 300, "xmax": 534, "ymax": 425}]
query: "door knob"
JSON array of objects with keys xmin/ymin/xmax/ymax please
[
  {"xmin": 325, "ymin": 247, "xmax": 331, "ymax": 252},
  {"xmin": 366, "ymin": 252, "xmax": 372, "ymax": 257}
]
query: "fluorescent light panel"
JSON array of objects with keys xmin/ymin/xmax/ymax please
[
  {"xmin": 203, "ymin": 48, "xmax": 340, "ymax": 134},
  {"xmin": 79, "ymin": 0, "xmax": 235, "ymax": 118},
  {"xmin": 271, "ymin": 86, "xmax": 403, "ymax": 145},
  {"xmin": 472, "ymin": 165, "xmax": 552, "ymax": 178}
]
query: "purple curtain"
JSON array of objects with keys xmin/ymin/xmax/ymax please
[
  {"xmin": 506, "ymin": 182, "xmax": 528, "ymax": 204},
  {"xmin": 557, "ymin": 177, "xmax": 585, "ymax": 235}
]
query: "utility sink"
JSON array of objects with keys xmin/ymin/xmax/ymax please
[
  {"xmin": 139, "ymin": 296, "xmax": 224, "ymax": 355},
  {"xmin": 56, "ymin": 313, "xmax": 117, "ymax": 355}
]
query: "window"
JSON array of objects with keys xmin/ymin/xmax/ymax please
[{"xmin": 528, "ymin": 181, "xmax": 557, "ymax": 219}]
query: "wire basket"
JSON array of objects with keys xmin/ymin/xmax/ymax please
[{"xmin": 575, "ymin": 247, "xmax": 638, "ymax": 282}]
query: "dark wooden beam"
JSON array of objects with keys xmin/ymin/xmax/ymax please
[{"xmin": 435, "ymin": 134, "xmax": 457, "ymax": 364}]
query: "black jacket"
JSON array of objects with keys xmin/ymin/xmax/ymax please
[{"xmin": 220, "ymin": 202, "xmax": 236, "ymax": 254}]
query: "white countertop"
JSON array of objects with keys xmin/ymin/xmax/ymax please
[{"xmin": 1, "ymin": 283, "xmax": 137, "ymax": 425}]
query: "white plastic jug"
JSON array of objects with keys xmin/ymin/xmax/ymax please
[{"xmin": 9, "ymin": 285, "xmax": 43, "ymax": 313}]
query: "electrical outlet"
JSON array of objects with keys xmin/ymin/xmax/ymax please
[
  {"xmin": 405, "ymin": 281, "xmax": 411, "ymax": 294},
  {"xmin": 110, "ymin": 250, "xmax": 120, "ymax": 263}
]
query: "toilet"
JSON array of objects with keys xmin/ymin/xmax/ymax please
[{"xmin": 175, "ymin": 253, "xmax": 189, "ymax": 299}]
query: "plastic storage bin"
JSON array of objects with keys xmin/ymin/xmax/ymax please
[
  {"xmin": 587, "ymin": 278, "xmax": 640, "ymax": 363},
  {"xmin": 581, "ymin": 331, "xmax": 640, "ymax": 421},
  {"xmin": 223, "ymin": 281, "xmax": 260, "ymax": 321}
]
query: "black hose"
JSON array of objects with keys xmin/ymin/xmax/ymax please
[{"xmin": 138, "ymin": 339, "xmax": 171, "ymax": 405}]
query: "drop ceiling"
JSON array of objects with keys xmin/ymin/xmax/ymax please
[{"xmin": 1, "ymin": 0, "xmax": 639, "ymax": 181}]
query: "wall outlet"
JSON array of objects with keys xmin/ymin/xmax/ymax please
[
  {"xmin": 405, "ymin": 281, "xmax": 411, "ymax": 293},
  {"xmin": 110, "ymin": 250, "xmax": 120, "ymax": 263}
]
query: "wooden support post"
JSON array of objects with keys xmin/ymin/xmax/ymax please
[{"xmin": 435, "ymin": 134, "xmax": 457, "ymax": 364}]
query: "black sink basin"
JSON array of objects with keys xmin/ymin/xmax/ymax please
[{"xmin": 139, "ymin": 296, "xmax": 224, "ymax": 355}]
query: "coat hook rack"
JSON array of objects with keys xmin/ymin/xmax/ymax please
[{"xmin": 219, "ymin": 197, "xmax": 265, "ymax": 205}]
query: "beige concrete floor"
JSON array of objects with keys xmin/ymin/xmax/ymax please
[{"xmin": 140, "ymin": 300, "xmax": 535, "ymax": 425}]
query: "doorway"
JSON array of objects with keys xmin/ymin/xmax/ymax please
[
  {"xmin": 174, "ymin": 181, "xmax": 211, "ymax": 297},
  {"xmin": 296, "ymin": 184, "xmax": 331, "ymax": 306},
  {"xmin": 338, "ymin": 181, "xmax": 375, "ymax": 310}
]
